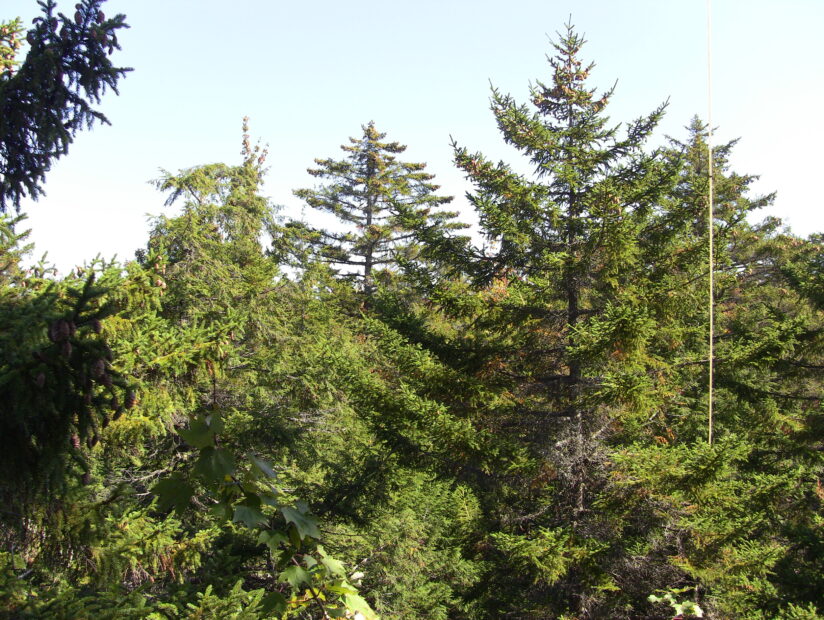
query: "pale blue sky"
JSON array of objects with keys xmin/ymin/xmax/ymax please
[{"xmin": 6, "ymin": 0, "xmax": 823, "ymax": 271}]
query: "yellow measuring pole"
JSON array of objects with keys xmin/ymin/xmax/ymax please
[{"xmin": 707, "ymin": 0, "xmax": 715, "ymax": 445}]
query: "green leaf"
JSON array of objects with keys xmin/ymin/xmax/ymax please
[
  {"xmin": 326, "ymin": 606, "xmax": 348, "ymax": 619},
  {"xmin": 321, "ymin": 555, "xmax": 346, "ymax": 577},
  {"xmin": 318, "ymin": 546, "xmax": 346, "ymax": 577},
  {"xmin": 178, "ymin": 416, "xmax": 214, "ymax": 448},
  {"xmin": 260, "ymin": 591, "xmax": 286, "ymax": 615},
  {"xmin": 281, "ymin": 504, "xmax": 322, "ymax": 539},
  {"xmin": 233, "ymin": 504, "xmax": 268, "ymax": 528},
  {"xmin": 152, "ymin": 474, "xmax": 194, "ymax": 513},
  {"xmin": 326, "ymin": 582, "xmax": 359, "ymax": 596},
  {"xmin": 341, "ymin": 593, "xmax": 378, "ymax": 620},
  {"xmin": 249, "ymin": 453, "xmax": 278, "ymax": 478},
  {"xmin": 194, "ymin": 446, "xmax": 235, "ymax": 483},
  {"xmin": 210, "ymin": 501, "xmax": 232, "ymax": 522},
  {"xmin": 260, "ymin": 491, "xmax": 280, "ymax": 507},
  {"xmin": 279, "ymin": 565, "xmax": 311, "ymax": 589},
  {"xmin": 257, "ymin": 530, "xmax": 287, "ymax": 552},
  {"xmin": 288, "ymin": 523, "xmax": 302, "ymax": 548},
  {"xmin": 206, "ymin": 411, "xmax": 224, "ymax": 435}
]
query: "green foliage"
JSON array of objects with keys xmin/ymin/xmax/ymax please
[
  {"xmin": 388, "ymin": 24, "xmax": 822, "ymax": 620},
  {"xmin": 284, "ymin": 121, "xmax": 462, "ymax": 292},
  {"xmin": 326, "ymin": 470, "xmax": 484, "ymax": 619},
  {"xmin": 139, "ymin": 131, "xmax": 378, "ymax": 618},
  {"xmin": 648, "ymin": 590, "xmax": 704, "ymax": 618},
  {"xmin": 0, "ymin": 219, "xmax": 132, "ymax": 509},
  {"xmin": 405, "ymin": 23, "xmax": 680, "ymax": 617},
  {"xmin": 2, "ymin": 13, "xmax": 822, "ymax": 620},
  {"xmin": 0, "ymin": 0, "xmax": 130, "ymax": 212},
  {"xmin": 0, "ymin": 18, "xmax": 24, "ymax": 75}
]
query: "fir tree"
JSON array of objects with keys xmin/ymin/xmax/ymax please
[
  {"xmin": 0, "ymin": 0, "xmax": 130, "ymax": 212},
  {"xmin": 0, "ymin": 219, "xmax": 133, "ymax": 512},
  {"xmin": 609, "ymin": 120, "xmax": 824, "ymax": 618},
  {"xmin": 290, "ymin": 121, "xmax": 460, "ymax": 292},
  {"xmin": 421, "ymin": 23, "xmax": 680, "ymax": 617}
]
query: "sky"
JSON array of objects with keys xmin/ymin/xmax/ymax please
[{"xmin": 5, "ymin": 0, "xmax": 824, "ymax": 272}]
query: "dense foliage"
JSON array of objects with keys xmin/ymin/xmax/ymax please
[
  {"xmin": 0, "ymin": 0, "xmax": 130, "ymax": 212},
  {"xmin": 1, "ymin": 5, "xmax": 822, "ymax": 619},
  {"xmin": 279, "ymin": 121, "xmax": 463, "ymax": 294}
]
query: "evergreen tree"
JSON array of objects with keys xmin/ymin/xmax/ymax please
[
  {"xmin": 607, "ymin": 120, "xmax": 824, "ymax": 619},
  {"xmin": 421, "ymin": 32, "xmax": 823, "ymax": 615},
  {"xmin": 415, "ymin": 24, "xmax": 681, "ymax": 617},
  {"xmin": 2, "ymin": 11, "xmax": 822, "ymax": 618},
  {"xmin": 141, "ymin": 126, "xmax": 381, "ymax": 618},
  {"xmin": 0, "ymin": 124, "xmax": 380, "ymax": 619},
  {"xmin": 0, "ymin": 216, "xmax": 132, "ymax": 511},
  {"xmin": 142, "ymin": 126, "xmax": 495, "ymax": 618},
  {"xmin": 0, "ymin": 0, "xmax": 130, "ymax": 212},
  {"xmin": 289, "ymin": 121, "xmax": 460, "ymax": 292}
]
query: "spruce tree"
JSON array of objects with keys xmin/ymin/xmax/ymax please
[
  {"xmin": 0, "ymin": 123, "xmax": 382, "ymax": 619},
  {"xmin": 0, "ymin": 0, "xmax": 130, "ymax": 212},
  {"xmin": 609, "ymin": 120, "xmax": 824, "ymax": 618},
  {"xmin": 417, "ymin": 24, "xmax": 680, "ymax": 617},
  {"xmin": 290, "ymin": 121, "xmax": 460, "ymax": 292}
]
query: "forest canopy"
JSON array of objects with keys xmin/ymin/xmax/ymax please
[{"xmin": 1, "ymin": 2, "xmax": 822, "ymax": 619}]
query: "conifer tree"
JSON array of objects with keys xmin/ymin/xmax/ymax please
[
  {"xmin": 456, "ymin": 27, "xmax": 669, "ymax": 489},
  {"xmin": 414, "ymin": 24, "xmax": 681, "ymax": 617},
  {"xmin": 0, "ymin": 0, "xmax": 130, "ymax": 212},
  {"xmin": 0, "ymin": 216, "xmax": 133, "ymax": 512},
  {"xmin": 143, "ymin": 127, "xmax": 380, "ymax": 618},
  {"xmin": 607, "ymin": 120, "xmax": 824, "ymax": 618},
  {"xmin": 290, "ymin": 121, "xmax": 460, "ymax": 292},
  {"xmin": 0, "ymin": 123, "xmax": 382, "ymax": 619},
  {"xmin": 3, "ymin": 10, "xmax": 822, "ymax": 617}
]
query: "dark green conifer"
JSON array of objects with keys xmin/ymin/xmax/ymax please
[
  {"xmin": 610, "ymin": 120, "xmax": 824, "ymax": 618},
  {"xmin": 424, "ymin": 23, "xmax": 680, "ymax": 617},
  {"xmin": 0, "ymin": 0, "xmax": 130, "ymax": 212},
  {"xmin": 291, "ymin": 121, "xmax": 459, "ymax": 292}
]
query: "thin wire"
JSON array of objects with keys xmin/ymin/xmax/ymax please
[{"xmin": 707, "ymin": 0, "xmax": 715, "ymax": 445}]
